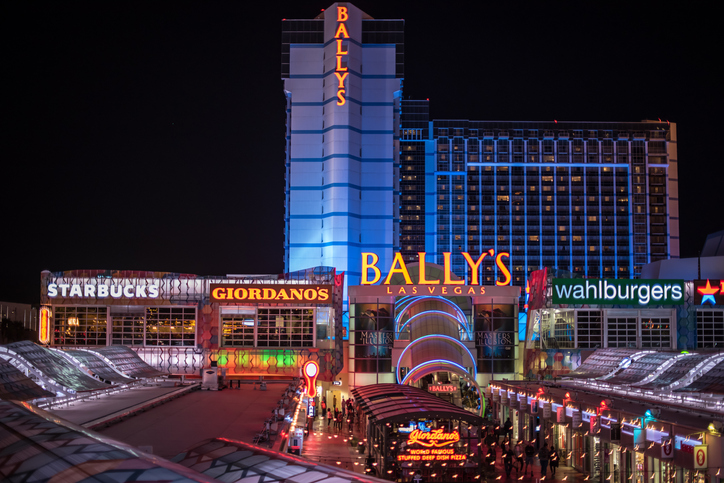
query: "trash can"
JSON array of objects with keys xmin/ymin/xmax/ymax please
[{"xmin": 202, "ymin": 368, "xmax": 219, "ymax": 391}]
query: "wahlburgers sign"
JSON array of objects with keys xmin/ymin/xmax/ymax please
[{"xmin": 552, "ymin": 279, "xmax": 685, "ymax": 306}]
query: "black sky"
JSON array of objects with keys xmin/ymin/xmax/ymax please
[{"xmin": 4, "ymin": 1, "xmax": 722, "ymax": 304}]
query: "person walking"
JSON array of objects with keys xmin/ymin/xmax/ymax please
[
  {"xmin": 549, "ymin": 446, "xmax": 559, "ymax": 477},
  {"xmin": 503, "ymin": 445, "xmax": 515, "ymax": 478},
  {"xmin": 524, "ymin": 441, "xmax": 536, "ymax": 476},
  {"xmin": 514, "ymin": 440, "xmax": 524, "ymax": 473},
  {"xmin": 538, "ymin": 442, "xmax": 550, "ymax": 478},
  {"xmin": 327, "ymin": 408, "xmax": 332, "ymax": 427},
  {"xmin": 504, "ymin": 417, "xmax": 513, "ymax": 439}
]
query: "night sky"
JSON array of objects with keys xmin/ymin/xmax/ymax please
[{"xmin": 4, "ymin": 2, "xmax": 722, "ymax": 304}]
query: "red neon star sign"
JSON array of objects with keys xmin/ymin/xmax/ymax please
[{"xmin": 698, "ymin": 280, "xmax": 720, "ymax": 305}]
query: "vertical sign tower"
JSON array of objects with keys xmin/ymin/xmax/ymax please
[{"xmin": 283, "ymin": 3, "xmax": 404, "ymax": 300}]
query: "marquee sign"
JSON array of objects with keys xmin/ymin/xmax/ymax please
[
  {"xmin": 334, "ymin": 6, "xmax": 349, "ymax": 106},
  {"xmin": 552, "ymin": 279, "xmax": 684, "ymax": 306},
  {"xmin": 408, "ymin": 429, "xmax": 460, "ymax": 448},
  {"xmin": 210, "ymin": 284, "xmax": 332, "ymax": 304},
  {"xmin": 47, "ymin": 282, "xmax": 160, "ymax": 299},
  {"xmin": 362, "ymin": 251, "xmax": 511, "ymax": 286},
  {"xmin": 399, "ymin": 429, "xmax": 464, "ymax": 462},
  {"xmin": 428, "ymin": 384, "xmax": 456, "ymax": 394}
]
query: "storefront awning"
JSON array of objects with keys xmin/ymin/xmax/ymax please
[{"xmin": 351, "ymin": 383, "xmax": 482, "ymax": 427}]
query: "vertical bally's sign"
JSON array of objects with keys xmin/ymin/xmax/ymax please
[{"xmin": 334, "ymin": 6, "xmax": 349, "ymax": 106}]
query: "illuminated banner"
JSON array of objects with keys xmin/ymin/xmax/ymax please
[
  {"xmin": 362, "ymin": 251, "xmax": 511, "ymax": 286},
  {"xmin": 398, "ymin": 429, "xmax": 464, "ymax": 462},
  {"xmin": 694, "ymin": 280, "xmax": 724, "ymax": 305},
  {"xmin": 428, "ymin": 384, "xmax": 456, "ymax": 393},
  {"xmin": 210, "ymin": 284, "xmax": 333, "ymax": 304},
  {"xmin": 552, "ymin": 279, "xmax": 684, "ymax": 306},
  {"xmin": 47, "ymin": 282, "xmax": 159, "ymax": 299}
]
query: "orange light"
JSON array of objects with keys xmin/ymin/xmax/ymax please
[{"xmin": 39, "ymin": 306, "xmax": 51, "ymax": 344}]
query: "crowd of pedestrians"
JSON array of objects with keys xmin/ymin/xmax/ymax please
[
  {"xmin": 485, "ymin": 417, "xmax": 563, "ymax": 479},
  {"xmin": 322, "ymin": 396, "xmax": 358, "ymax": 432}
]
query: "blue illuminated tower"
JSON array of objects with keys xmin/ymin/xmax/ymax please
[{"xmin": 282, "ymin": 3, "xmax": 404, "ymax": 294}]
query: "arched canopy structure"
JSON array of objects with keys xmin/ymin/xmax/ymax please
[
  {"xmin": 395, "ymin": 296, "xmax": 472, "ymax": 340},
  {"xmin": 351, "ymin": 383, "xmax": 483, "ymax": 427},
  {"xmin": 396, "ymin": 334, "xmax": 477, "ymax": 384}
]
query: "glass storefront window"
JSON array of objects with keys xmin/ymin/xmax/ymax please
[
  {"xmin": 220, "ymin": 308, "xmax": 255, "ymax": 347},
  {"xmin": 145, "ymin": 307, "xmax": 196, "ymax": 347},
  {"xmin": 53, "ymin": 306, "xmax": 108, "ymax": 345},
  {"xmin": 256, "ymin": 307, "xmax": 314, "ymax": 347},
  {"xmin": 110, "ymin": 307, "xmax": 144, "ymax": 345}
]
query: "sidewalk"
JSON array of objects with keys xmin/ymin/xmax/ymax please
[{"xmin": 302, "ymin": 413, "xmax": 369, "ymax": 475}]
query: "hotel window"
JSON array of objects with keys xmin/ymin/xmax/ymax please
[
  {"xmin": 256, "ymin": 308, "xmax": 314, "ymax": 347},
  {"xmin": 640, "ymin": 317, "xmax": 671, "ymax": 348},
  {"xmin": 606, "ymin": 316, "xmax": 637, "ymax": 348},
  {"xmin": 53, "ymin": 306, "xmax": 108, "ymax": 346},
  {"xmin": 697, "ymin": 310, "xmax": 724, "ymax": 348},
  {"xmin": 145, "ymin": 307, "xmax": 196, "ymax": 347},
  {"xmin": 221, "ymin": 307, "xmax": 256, "ymax": 347}
]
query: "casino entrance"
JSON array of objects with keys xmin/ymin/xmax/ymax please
[{"xmin": 348, "ymin": 262, "xmax": 521, "ymax": 418}]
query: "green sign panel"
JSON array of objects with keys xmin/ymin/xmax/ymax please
[{"xmin": 552, "ymin": 279, "xmax": 685, "ymax": 306}]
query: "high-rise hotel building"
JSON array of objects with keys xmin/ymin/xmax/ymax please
[
  {"xmin": 282, "ymin": 3, "xmax": 404, "ymax": 290},
  {"xmin": 284, "ymin": 4, "xmax": 679, "ymax": 288},
  {"xmin": 399, "ymin": 107, "xmax": 679, "ymax": 284}
]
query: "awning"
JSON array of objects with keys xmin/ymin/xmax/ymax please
[{"xmin": 351, "ymin": 383, "xmax": 482, "ymax": 427}]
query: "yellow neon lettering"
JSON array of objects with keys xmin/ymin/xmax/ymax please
[
  {"xmin": 335, "ymin": 39, "xmax": 348, "ymax": 56},
  {"xmin": 336, "ymin": 55, "xmax": 347, "ymax": 72},
  {"xmin": 384, "ymin": 252, "xmax": 412, "ymax": 285},
  {"xmin": 336, "ymin": 89, "xmax": 346, "ymax": 106},
  {"xmin": 337, "ymin": 6, "xmax": 348, "ymax": 22},
  {"xmin": 361, "ymin": 252, "xmax": 381, "ymax": 284},
  {"xmin": 443, "ymin": 252, "xmax": 464, "ymax": 285},
  {"xmin": 496, "ymin": 252, "xmax": 512, "ymax": 286},
  {"xmin": 212, "ymin": 287, "xmax": 226, "ymax": 300},
  {"xmin": 462, "ymin": 250, "xmax": 491, "ymax": 286},
  {"xmin": 334, "ymin": 23, "xmax": 349, "ymax": 39},
  {"xmin": 334, "ymin": 71, "xmax": 348, "ymax": 88},
  {"xmin": 417, "ymin": 252, "xmax": 439, "ymax": 284}
]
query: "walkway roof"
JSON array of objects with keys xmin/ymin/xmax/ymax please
[{"xmin": 351, "ymin": 383, "xmax": 482, "ymax": 426}]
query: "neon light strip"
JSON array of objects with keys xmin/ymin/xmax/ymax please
[
  {"xmin": 400, "ymin": 358, "xmax": 485, "ymax": 417},
  {"xmin": 394, "ymin": 296, "xmax": 470, "ymax": 338},
  {"xmin": 401, "ymin": 359, "xmax": 472, "ymax": 386},
  {"xmin": 395, "ymin": 334, "xmax": 478, "ymax": 383},
  {"xmin": 397, "ymin": 310, "xmax": 472, "ymax": 341}
]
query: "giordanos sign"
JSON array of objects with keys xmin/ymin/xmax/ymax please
[{"xmin": 552, "ymin": 279, "xmax": 685, "ymax": 306}]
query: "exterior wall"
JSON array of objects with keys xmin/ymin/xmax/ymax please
[
  {"xmin": 399, "ymin": 119, "xmax": 679, "ymax": 285},
  {"xmin": 39, "ymin": 268, "xmax": 344, "ymax": 379}
]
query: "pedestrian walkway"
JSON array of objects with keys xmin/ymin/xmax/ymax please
[
  {"xmin": 302, "ymin": 416, "xmax": 594, "ymax": 483},
  {"xmin": 302, "ymin": 412, "xmax": 369, "ymax": 475}
]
